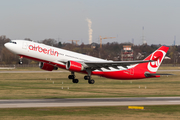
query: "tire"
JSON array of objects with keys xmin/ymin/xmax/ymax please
[
  {"xmin": 68, "ymin": 75, "xmax": 74, "ymax": 79},
  {"xmin": 84, "ymin": 76, "xmax": 90, "ymax": 80},
  {"xmin": 88, "ymin": 79, "xmax": 95, "ymax": 84},
  {"xmin": 91, "ymin": 79, "xmax": 95, "ymax": 84},
  {"xmin": 73, "ymin": 79, "xmax": 79, "ymax": 83}
]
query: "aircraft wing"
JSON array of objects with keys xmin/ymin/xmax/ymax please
[
  {"xmin": 58, "ymin": 59, "xmax": 154, "ymax": 70},
  {"xmin": 82, "ymin": 60, "xmax": 153, "ymax": 70}
]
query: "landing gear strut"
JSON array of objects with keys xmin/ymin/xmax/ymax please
[
  {"xmin": 84, "ymin": 69, "xmax": 95, "ymax": 84},
  {"xmin": 68, "ymin": 72, "xmax": 79, "ymax": 83}
]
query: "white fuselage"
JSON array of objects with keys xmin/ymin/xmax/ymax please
[{"xmin": 5, "ymin": 40, "xmax": 107, "ymax": 66}]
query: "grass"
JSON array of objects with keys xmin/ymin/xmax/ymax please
[
  {"xmin": 0, "ymin": 105, "xmax": 180, "ymax": 120},
  {"xmin": 0, "ymin": 66, "xmax": 180, "ymax": 120},
  {"xmin": 0, "ymin": 68, "xmax": 179, "ymax": 99}
]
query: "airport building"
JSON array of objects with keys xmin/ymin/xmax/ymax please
[{"xmin": 121, "ymin": 44, "xmax": 133, "ymax": 61}]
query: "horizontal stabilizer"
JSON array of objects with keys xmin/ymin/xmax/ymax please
[{"xmin": 145, "ymin": 72, "xmax": 173, "ymax": 77}]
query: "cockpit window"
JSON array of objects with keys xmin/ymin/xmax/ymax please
[{"xmin": 9, "ymin": 41, "xmax": 17, "ymax": 44}]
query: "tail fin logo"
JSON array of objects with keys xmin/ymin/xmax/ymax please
[{"xmin": 147, "ymin": 50, "xmax": 166, "ymax": 72}]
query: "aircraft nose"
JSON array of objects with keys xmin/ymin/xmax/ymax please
[
  {"xmin": 4, "ymin": 41, "xmax": 19, "ymax": 54},
  {"xmin": 4, "ymin": 42, "xmax": 14, "ymax": 51},
  {"xmin": 4, "ymin": 43, "xmax": 10, "ymax": 49},
  {"xmin": 4, "ymin": 43, "xmax": 8, "ymax": 48}
]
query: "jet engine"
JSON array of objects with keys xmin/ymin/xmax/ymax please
[
  {"xmin": 39, "ymin": 62, "xmax": 58, "ymax": 71},
  {"xmin": 66, "ymin": 60, "xmax": 84, "ymax": 72}
]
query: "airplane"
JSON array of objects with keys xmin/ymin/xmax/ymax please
[{"xmin": 4, "ymin": 40, "xmax": 171, "ymax": 84}]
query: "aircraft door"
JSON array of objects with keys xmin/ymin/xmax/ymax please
[{"xmin": 22, "ymin": 42, "xmax": 28, "ymax": 49}]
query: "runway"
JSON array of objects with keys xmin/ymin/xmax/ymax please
[{"xmin": 0, "ymin": 97, "xmax": 180, "ymax": 108}]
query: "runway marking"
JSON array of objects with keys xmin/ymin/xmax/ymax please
[{"xmin": 128, "ymin": 106, "xmax": 144, "ymax": 110}]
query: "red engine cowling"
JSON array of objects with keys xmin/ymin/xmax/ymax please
[
  {"xmin": 39, "ymin": 62, "xmax": 58, "ymax": 71},
  {"xmin": 66, "ymin": 61, "xmax": 84, "ymax": 72}
]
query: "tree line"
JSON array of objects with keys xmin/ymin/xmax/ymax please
[{"xmin": 0, "ymin": 35, "xmax": 179, "ymax": 65}]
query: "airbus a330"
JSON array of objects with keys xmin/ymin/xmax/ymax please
[{"xmin": 4, "ymin": 40, "xmax": 170, "ymax": 84}]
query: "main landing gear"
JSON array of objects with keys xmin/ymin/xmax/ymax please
[
  {"xmin": 84, "ymin": 68, "xmax": 95, "ymax": 84},
  {"xmin": 68, "ymin": 72, "xmax": 79, "ymax": 83},
  {"xmin": 84, "ymin": 75, "xmax": 95, "ymax": 84},
  {"xmin": 68, "ymin": 69, "xmax": 95, "ymax": 84}
]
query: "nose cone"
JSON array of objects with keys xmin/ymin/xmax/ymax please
[
  {"xmin": 4, "ymin": 42, "xmax": 15, "ymax": 53},
  {"xmin": 4, "ymin": 43, "xmax": 9, "ymax": 49}
]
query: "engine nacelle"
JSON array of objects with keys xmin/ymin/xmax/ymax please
[
  {"xmin": 39, "ymin": 62, "xmax": 58, "ymax": 71},
  {"xmin": 66, "ymin": 61, "xmax": 84, "ymax": 72}
]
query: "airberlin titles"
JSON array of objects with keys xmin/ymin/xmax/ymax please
[{"xmin": 29, "ymin": 44, "xmax": 59, "ymax": 56}]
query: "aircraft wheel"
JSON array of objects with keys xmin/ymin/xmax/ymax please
[
  {"xmin": 72, "ymin": 79, "xmax": 79, "ymax": 83},
  {"xmin": 88, "ymin": 79, "xmax": 95, "ymax": 84},
  {"xmin": 68, "ymin": 75, "xmax": 75, "ymax": 79},
  {"xmin": 84, "ymin": 76, "xmax": 90, "ymax": 80}
]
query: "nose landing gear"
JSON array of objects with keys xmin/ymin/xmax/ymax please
[{"xmin": 19, "ymin": 56, "xmax": 23, "ymax": 64}]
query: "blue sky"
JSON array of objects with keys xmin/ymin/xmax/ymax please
[{"xmin": 0, "ymin": 0, "xmax": 180, "ymax": 45}]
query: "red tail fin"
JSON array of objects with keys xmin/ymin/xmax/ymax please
[{"xmin": 135, "ymin": 46, "xmax": 169, "ymax": 73}]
